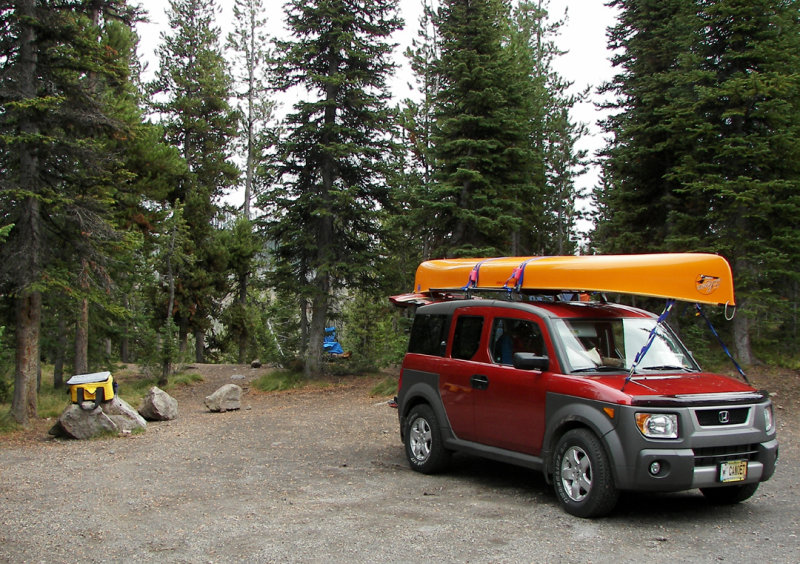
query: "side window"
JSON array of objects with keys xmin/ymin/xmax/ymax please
[
  {"xmin": 490, "ymin": 318, "xmax": 544, "ymax": 365},
  {"xmin": 451, "ymin": 316, "xmax": 484, "ymax": 360},
  {"xmin": 408, "ymin": 314, "xmax": 448, "ymax": 356}
]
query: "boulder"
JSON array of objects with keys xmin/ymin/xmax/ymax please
[
  {"xmin": 55, "ymin": 404, "xmax": 118, "ymax": 440},
  {"xmin": 103, "ymin": 396, "xmax": 147, "ymax": 432},
  {"xmin": 51, "ymin": 395, "xmax": 146, "ymax": 440},
  {"xmin": 138, "ymin": 387, "xmax": 178, "ymax": 421},
  {"xmin": 204, "ymin": 384, "xmax": 242, "ymax": 412}
]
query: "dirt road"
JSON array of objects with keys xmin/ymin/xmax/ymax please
[{"xmin": 1, "ymin": 365, "xmax": 798, "ymax": 563}]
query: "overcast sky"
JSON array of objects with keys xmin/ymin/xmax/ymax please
[{"xmin": 134, "ymin": 0, "xmax": 619, "ymax": 211}]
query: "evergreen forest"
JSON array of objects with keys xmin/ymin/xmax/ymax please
[{"xmin": 1, "ymin": 0, "xmax": 799, "ymax": 425}]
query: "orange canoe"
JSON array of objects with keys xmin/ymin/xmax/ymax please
[{"xmin": 412, "ymin": 254, "xmax": 735, "ymax": 306}]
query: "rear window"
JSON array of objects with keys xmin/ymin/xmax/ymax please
[
  {"xmin": 452, "ymin": 316, "xmax": 484, "ymax": 360},
  {"xmin": 408, "ymin": 313, "xmax": 448, "ymax": 356}
]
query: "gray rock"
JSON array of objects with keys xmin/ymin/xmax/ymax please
[
  {"xmin": 138, "ymin": 387, "xmax": 178, "ymax": 421},
  {"xmin": 204, "ymin": 384, "xmax": 242, "ymax": 412},
  {"xmin": 56, "ymin": 404, "xmax": 118, "ymax": 440},
  {"xmin": 103, "ymin": 396, "xmax": 147, "ymax": 432}
]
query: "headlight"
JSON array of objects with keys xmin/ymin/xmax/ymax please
[
  {"xmin": 635, "ymin": 413, "xmax": 678, "ymax": 439},
  {"xmin": 764, "ymin": 404, "xmax": 775, "ymax": 433}
]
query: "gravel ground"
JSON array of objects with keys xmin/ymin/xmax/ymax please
[{"xmin": 1, "ymin": 364, "xmax": 798, "ymax": 563}]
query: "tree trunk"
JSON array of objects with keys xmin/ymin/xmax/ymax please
[
  {"xmin": 299, "ymin": 296, "xmax": 309, "ymax": 360},
  {"xmin": 237, "ymin": 272, "xmax": 248, "ymax": 364},
  {"xmin": 305, "ymin": 283, "xmax": 328, "ymax": 378},
  {"xmin": 13, "ymin": 290, "xmax": 41, "ymax": 426},
  {"xmin": 161, "ymin": 216, "xmax": 179, "ymax": 386},
  {"xmin": 179, "ymin": 321, "xmax": 188, "ymax": 355},
  {"xmin": 120, "ymin": 295, "xmax": 130, "ymax": 363},
  {"xmin": 11, "ymin": 3, "xmax": 41, "ymax": 424},
  {"xmin": 194, "ymin": 328, "xmax": 205, "ymax": 363},
  {"xmin": 74, "ymin": 260, "xmax": 90, "ymax": 374},
  {"xmin": 732, "ymin": 253, "xmax": 756, "ymax": 365},
  {"xmin": 733, "ymin": 308, "xmax": 755, "ymax": 366},
  {"xmin": 53, "ymin": 316, "xmax": 67, "ymax": 389}
]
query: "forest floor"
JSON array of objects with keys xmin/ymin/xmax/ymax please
[{"xmin": 0, "ymin": 364, "xmax": 798, "ymax": 563}]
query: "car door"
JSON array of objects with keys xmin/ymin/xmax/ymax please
[
  {"xmin": 471, "ymin": 313, "xmax": 552, "ymax": 454},
  {"xmin": 438, "ymin": 310, "xmax": 486, "ymax": 442}
]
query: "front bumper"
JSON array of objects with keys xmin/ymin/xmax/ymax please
[{"xmin": 626, "ymin": 438, "xmax": 778, "ymax": 491}]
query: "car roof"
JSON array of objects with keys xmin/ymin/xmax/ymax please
[{"xmin": 416, "ymin": 299, "xmax": 655, "ymax": 320}]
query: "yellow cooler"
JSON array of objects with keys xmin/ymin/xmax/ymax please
[{"xmin": 66, "ymin": 371, "xmax": 115, "ymax": 407}]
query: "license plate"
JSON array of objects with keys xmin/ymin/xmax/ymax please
[{"xmin": 719, "ymin": 460, "xmax": 748, "ymax": 483}]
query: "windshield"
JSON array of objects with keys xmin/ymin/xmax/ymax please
[{"xmin": 553, "ymin": 317, "xmax": 699, "ymax": 374}]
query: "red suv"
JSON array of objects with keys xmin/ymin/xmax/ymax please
[{"xmin": 396, "ymin": 298, "xmax": 778, "ymax": 517}]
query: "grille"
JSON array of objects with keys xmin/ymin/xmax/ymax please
[
  {"xmin": 693, "ymin": 444, "xmax": 758, "ymax": 467},
  {"xmin": 695, "ymin": 407, "xmax": 750, "ymax": 426}
]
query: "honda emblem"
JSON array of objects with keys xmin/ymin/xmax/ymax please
[{"xmin": 718, "ymin": 410, "xmax": 730, "ymax": 424}]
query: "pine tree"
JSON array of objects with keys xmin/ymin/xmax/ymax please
[
  {"xmin": 672, "ymin": 0, "xmax": 800, "ymax": 362},
  {"xmin": 429, "ymin": 0, "xmax": 535, "ymax": 257},
  {"xmin": 594, "ymin": 0, "xmax": 697, "ymax": 253},
  {"xmin": 151, "ymin": 0, "xmax": 239, "ymax": 364},
  {"xmin": 226, "ymin": 0, "xmax": 275, "ymax": 362},
  {"xmin": 596, "ymin": 0, "xmax": 800, "ymax": 362},
  {"xmin": 266, "ymin": 0, "xmax": 401, "ymax": 376},
  {"xmin": 509, "ymin": 0, "xmax": 587, "ymax": 255},
  {"xmin": 227, "ymin": 0, "xmax": 276, "ymax": 221},
  {"xmin": 394, "ymin": 0, "xmax": 441, "ymax": 261},
  {"xmin": 0, "ymin": 1, "xmax": 140, "ymax": 424}
]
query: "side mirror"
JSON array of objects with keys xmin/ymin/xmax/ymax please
[{"xmin": 513, "ymin": 352, "xmax": 549, "ymax": 372}]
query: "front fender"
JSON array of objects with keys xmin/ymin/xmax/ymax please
[{"xmin": 542, "ymin": 392, "xmax": 623, "ymax": 485}]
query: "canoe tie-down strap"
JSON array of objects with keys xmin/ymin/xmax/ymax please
[
  {"xmin": 462, "ymin": 257, "xmax": 510, "ymax": 292},
  {"xmin": 695, "ymin": 304, "xmax": 750, "ymax": 384},
  {"xmin": 503, "ymin": 257, "xmax": 547, "ymax": 293},
  {"xmin": 462, "ymin": 259, "xmax": 490, "ymax": 291},
  {"xmin": 622, "ymin": 299, "xmax": 676, "ymax": 391}
]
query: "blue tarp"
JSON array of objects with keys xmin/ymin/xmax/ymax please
[{"xmin": 323, "ymin": 326, "xmax": 344, "ymax": 355}]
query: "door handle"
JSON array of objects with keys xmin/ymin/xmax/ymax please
[{"xmin": 471, "ymin": 374, "xmax": 489, "ymax": 391}]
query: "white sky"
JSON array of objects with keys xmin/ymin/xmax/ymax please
[{"xmin": 134, "ymin": 0, "xmax": 619, "ymax": 212}]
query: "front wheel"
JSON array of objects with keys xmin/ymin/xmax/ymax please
[
  {"xmin": 552, "ymin": 428, "xmax": 619, "ymax": 518},
  {"xmin": 404, "ymin": 404, "xmax": 450, "ymax": 474},
  {"xmin": 700, "ymin": 483, "xmax": 759, "ymax": 505}
]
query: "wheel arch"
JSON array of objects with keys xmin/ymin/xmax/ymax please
[
  {"xmin": 398, "ymin": 380, "xmax": 452, "ymax": 444},
  {"xmin": 542, "ymin": 399, "xmax": 622, "ymax": 486}
]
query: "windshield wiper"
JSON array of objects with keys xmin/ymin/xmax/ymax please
[
  {"xmin": 639, "ymin": 365, "xmax": 696, "ymax": 373},
  {"xmin": 571, "ymin": 366, "xmax": 626, "ymax": 374}
]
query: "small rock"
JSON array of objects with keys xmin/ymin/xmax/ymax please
[
  {"xmin": 138, "ymin": 387, "xmax": 178, "ymax": 421},
  {"xmin": 204, "ymin": 384, "xmax": 242, "ymax": 412},
  {"xmin": 231, "ymin": 374, "xmax": 245, "ymax": 381}
]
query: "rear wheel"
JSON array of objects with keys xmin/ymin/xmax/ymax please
[
  {"xmin": 553, "ymin": 428, "xmax": 619, "ymax": 518},
  {"xmin": 404, "ymin": 404, "xmax": 450, "ymax": 474},
  {"xmin": 700, "ymin": 483, "xmax": 759, "ymax": 505}
]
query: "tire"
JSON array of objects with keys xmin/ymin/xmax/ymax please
[
  {"xmin": 404, "ymin": 404, "xmax": 450, "ymax": 474},
  {"xmin": 552, "ymin": 428, "xmax": 619, "ymax": 518},
  {"xmin": 700, "ymin": 482, "xmax": 759, "ymax": 505}
]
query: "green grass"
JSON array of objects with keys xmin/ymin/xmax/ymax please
[
  {"xmin": 114, "ymin": 367, "xmax": 204, "ymax": 405},
  {"xmin": 170, "ymin": 371, "xmax": 204, "ymax": 387},
  {"xmin": 370, "ymin": 376, "xmax": 398, "ymax": 397},
  {"xmin": 252, "ymin": 370, "xmax": 306, "ymax": 392},
  {"xmin": 0, "ymin": 411, "xmax": 18, "ymax": 433}
]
